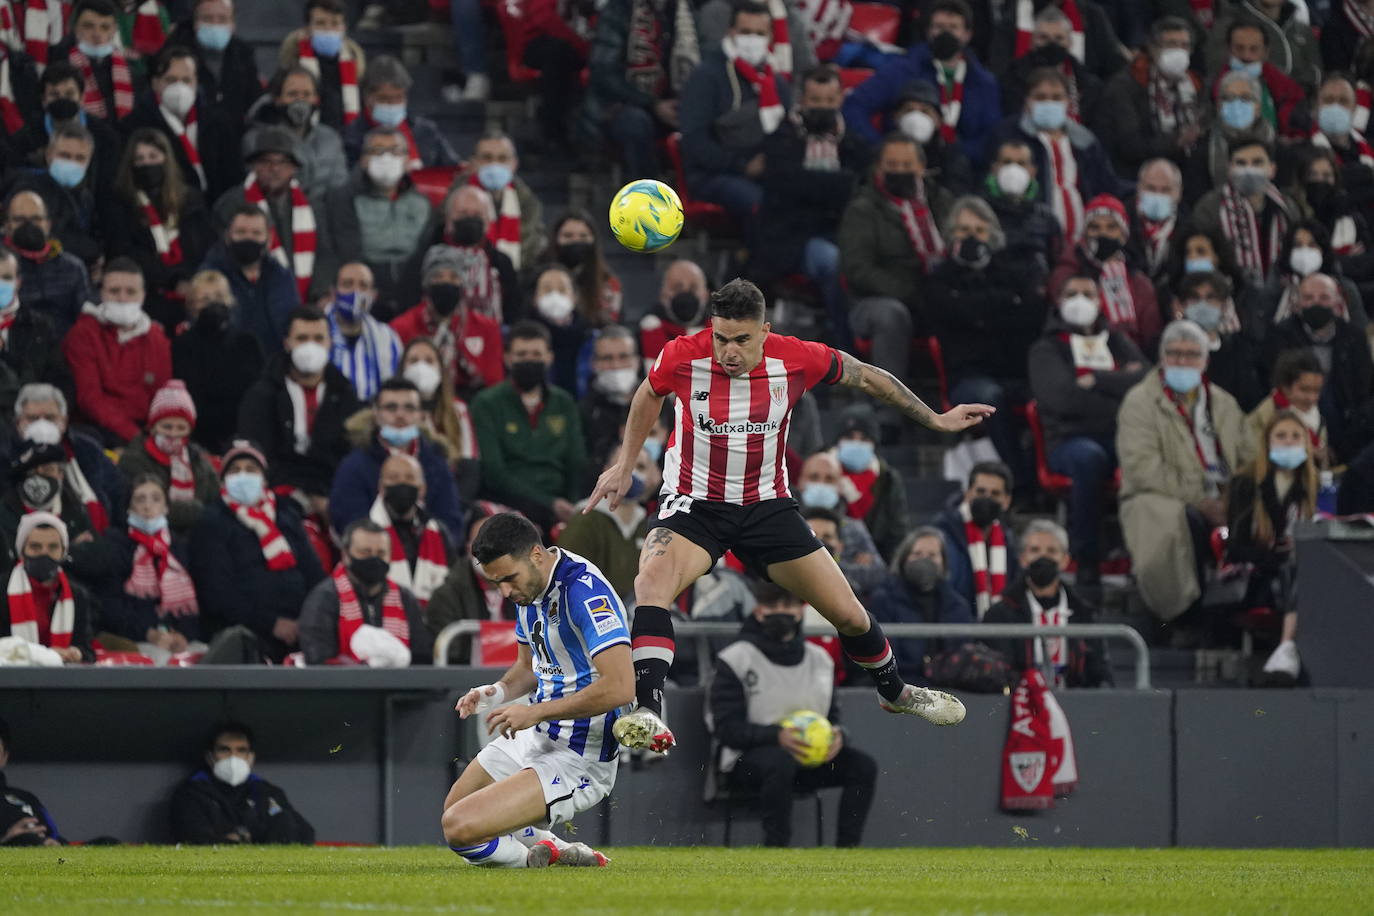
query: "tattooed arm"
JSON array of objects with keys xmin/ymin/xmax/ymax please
[{"xmin": 835, "ymin": 351, "xmax": 996, "ymax": 434}]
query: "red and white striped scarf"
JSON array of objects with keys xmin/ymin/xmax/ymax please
[
  {"xmin": 1038, "ymin": 130, "xmax": 1083, "ymax": 242},
  {"xmin": 1309, "ymin": 124, "xmax": 1374, "ymax": 169},
  {"xmin": 297, "ymin": 33, "xmax": 359, "ymax": 125},
  {"xmin": 1356, "ymin": 81, "xmax": 1372, "ymax": 134},
  {"xmin": 1189, "ymin": 0, "xmax": 1215, "ymax": 28},
  {"xmin": 436, "ymin": 242, "xmax": 503, "ymax": 322},
  {"xmin": 368, "ymin": 496, "xmax": 448, "ymax": 605},
  {"xmin": 7, "ymin": 560, "xmax": 72, "ymax": 648},
  {"xmin": 128, "ymin": 0, "xmax": 165, "ymax": 60},
  {"xmin": 334, "ymin": 562, "xmax": 408, "ymax": 660},
  {"xmin": 725, "ymin": 36, "xmax": 784, "ymax": 136},
  {"xmin": 62, "ymin": 443, "xmax": 107, "ymax": 534},
  {"xmin": 365, "ymin": 109, "xmax": 422, "ymax": 171},
  {"xmin": 936, "ymin": 57, "xmax": 966, "ymax": 143},
  {"xmin": 136, "ymin": 191, "xmax": 183, "ymax": 266},
  {"xmin": 1138, "ymin": 214, "xmax": 1175, "ymax": 274},
  {"xmin": 124, "ymin": 525, "xmax": 198, "ymax": 616},
  {"xmin": 467, "ymin": 172, "xmax": 522, "ymax": 269},
  {"xmin": 1272, "ymin": 275, "xmax": 1348, "ymax": 325},
  {"xmin": 1014, "ymin": 0, "xmax": 1084, "ymax": 63},
  {"xmin": 0, "ymin": 0, "xmax": 68, "ymax": 67},
  {"xmin": 1032, "ymin": 588, "xmax": 1070, "ymax": 674},
  {"xmin": 960, "ymin": 500, "xmax": 1006, "ymax": 617},
  {"xmin": 1149, "ymin": 66, "xmax": 1198, "ymax": 135},
  {"xmin": 1345, "ymin": 0, "xmax": 1374, "ymax": 39},
  {"xmin": 1060, "ymin": 329, "xmax": 1116, "ymax": 377},
  {"xmin": 242, "ymin": 174, "xmax": 316, "ymax": 302},
  {"xmin": 765, "ymin": 0, "xmax": 792, "ymax": 79},
  {"xmin": 1219, "ymin": 180, "xmax": 1290, "ymax": 283},
  {"xmin": 0, "ymin": 301, "xmax": 20, "ymax": 345},
  {"xmin": 144, "ymin": 435, "xmax": 195, "ymax": 502},
  {"xmin": 791, "ymin": 107, "xmax": 842, "ymax": 171},
  {"xmin": 0, "ymin": 48, "xmax": 21, "ymax": 134},
  {"xmin": 796, "ymin": 0, "xmax": 849, "ymax": 61},
  {"xmin": 881, "ymin": 178, "xmax": 943, "ymax": 270},
  {"xmin": 68, "ymin": 44, "xmax": 133, "ymax": 119},
  {"xmin": 161, "ymin": 101, "xmax": 205, "ymax": 189},
  {"xmin": 224, "ymin": 488, "xmax": 297, "ymax": 572},
  {"xmin": 1096, "ymin": 255, "xmax": 1138, "ymax": 334}
]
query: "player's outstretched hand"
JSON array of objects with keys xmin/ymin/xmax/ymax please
[
  {"xmin": 935, "ymin": 403, "xmax": 997, "ymax": 433},
  {"xmin": 456, "ymin": 683, "xmax": 505, "ymax": 719},
  {"xmin": 583, "ymin": 463, "xmax": 632, "ymax": 514},
  {"xmin": 487, "ymin": 703, "xmax": 542, "ymax": 738}
]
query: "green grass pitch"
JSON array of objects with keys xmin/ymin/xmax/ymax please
[{"xmin": 4, "ymin": 846, "xmax": 1374, "ymax": 914}]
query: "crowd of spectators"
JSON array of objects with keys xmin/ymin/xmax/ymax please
[{"xmin": 0, "ymin": 0, "xmax": 1369, "ymax": 689}]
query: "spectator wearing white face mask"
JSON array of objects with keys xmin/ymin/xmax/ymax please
[
  {"xmin": 1255, "ymin": 220, "xmax": 1369, "ymax": 334},
  {"xmin": 321, "ymin": 262, "xmax": 401, "ymax": 401},
  {"xmin": 887, "ymin": 80, "xmax": 973, "ymax": 194},
  {"xmin": 979, "ymin": 137, "xmax": 1061, "ymax": 265},
  {"xmin": 530, "ymin": 264, "xmax": 591, "ymax": 396},
  {"xmin": 1029, "ymin": 273, "xmax": 1147, "ymax": 581},
  {"xmin": 580, "ymin": 326, "xmax": 640, "ymax": 470},
  {"xmin": 61, "ymin": 257, "xmax": 171, "ymax": 447}
]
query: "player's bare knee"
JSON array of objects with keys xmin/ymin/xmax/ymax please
[
  {"xmin": 632, "ymin": 569, "xmax": 671, "ymax": 608},
  {"xmin": 441, "ymin": 805, "xmax": 483, "ymax": 846},
  {"xmin": 829, "ymin": 603, "xmax": 870, "ymax": 637}
]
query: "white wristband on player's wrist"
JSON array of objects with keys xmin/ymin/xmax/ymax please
[{"xmin": 474, "ymin": 682, "xmax": 507, "ymax": 712}]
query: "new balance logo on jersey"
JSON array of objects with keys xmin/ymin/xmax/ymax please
[
  {"xmin": 695, "ymin": 414, "xmax": 782, "ymax": 435},
  {"xmin": 692, "ymin": 390, "xmax": 709, "ymax": 401}
]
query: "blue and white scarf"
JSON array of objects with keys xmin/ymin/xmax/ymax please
[{"xmin": 327, "ymin": 310, "xmax": 402, "ymax": 400}]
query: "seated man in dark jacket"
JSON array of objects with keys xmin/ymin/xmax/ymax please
[
  {"xmin": 0, "ymin": 247, "xmax": 72, "ymax": 421},
  {"xmin": 1166, "ymin": 270, "xmax": 1265, "ymax": 411},
  {"xmin": 0, "ymin": 717, "xmax": 64, "ymax": 846},
  {"xmin": 339, "ymin": 55, "xmax": 459, "ymax": 170},
  {"xmin": 979, "ymin": 137, "xmax": 1062, "ymax": 265},
  {"xmin": 865, "ymin": 526, "xmax": 974, "ymax": 682},
  {"xmin": 984, "ymin": 519, "xmax": 1112, "ymax": 688},
  {"xmin": 170, "ymin": 720, "xmax": 315, "ymax": 845},
  {"xmin": 930, "ymin": 460, "xmax": 1019, "ymax": 618},
  {"xmin": 753, "ymin": 64, "xmax": 865, "ymax": 347},
  {"xmin": 707, "ymin": 581, "xmax": 877, "ymax": 848},
  {"xmin": 164, "ymin": 0, "xmax": 264, "ymax": 130},
  {"xmin": 1028, "ymin": 273, "xmax": 1148, "ymax": 583}
]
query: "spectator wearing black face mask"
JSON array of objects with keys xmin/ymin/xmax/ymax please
[
  {"xmin": 865, "ymin": 526, "xmax": 974, "ymax": 682},
  {"xmin": 930, "ymin": 461, "xmax": 1019, "ymax": 619},
  {"xmin": 3, "ymin": 190, "xmax": 92, "ymax": 339},
  {"xmin": 357, "ymin": 452, "xmax": 454, "ymax": 610},
  {"xmin": 707, "ymin": 582, "xmax": 877, "ymax": 848},
  {"xmin": 639, "ymin": 258, "xmax": 710, "ymax": 369},
  {"xmin": 470, "ymin": 321, "xmax": 588, "ymax": 534},
  {"xmin": 537, "ymin": 210, "xmax": 622, "ymax": 327},
  {"xmin": 390, "ymin": 245, "xmax": 505, "ymax": 401},
  {"xmin": 8, "ymin": 62, "xmax": 117, "ymax": 199},
  {"xmin": 199, "ymin": 205, "xmax": 301, "ymax": 355},
  {"xmin": 984, "ymin": 519, "xmax": 1112, "ymax": 688},
  {"xmin": 0, "ymin": 512, "xmax": 96, "ymax": 663},
  {"xmin": 172, "ymin": 270, "xmax": 265, "ymax": 454},
  {"xmin": 993, "ymin": 4, "xmax": 1113, "ymax": 113},
  {"xmin": 402, "ymin": 186, "xmax": 518, "ymax": 324}
]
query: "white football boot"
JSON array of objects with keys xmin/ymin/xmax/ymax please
[{"xmin": 879, "ymin": 684, "xmax": 967, "ymax": 725}]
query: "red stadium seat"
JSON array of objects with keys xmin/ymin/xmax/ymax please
[
  {"xmin": 850, "ymin": 336, "xmax": 949, "ymax": 409},
  {"xmin": 1025, "ymin": 399, "xmax": 1073, "ymax": 499},
  {"xmin": 409, "ymin": 165, "xmax": 463, "ymax": 208},
  {"xmin": 838, "ymin": 67, "xmax": 874, "ymax": 91},
  {"xmin": 847, "ymin": 2, "xmax": 901, "ymax": 46},
  {"xmin": 664, "ymin": 132, "xmax": 737, "ymax": 234},
  {"xmin": 477, "ymin": 620, "xmax": 520, "ymax": 666},
  {"xmin": 94, "ymin": 650, "xmax": 155, "ymax": 666}
]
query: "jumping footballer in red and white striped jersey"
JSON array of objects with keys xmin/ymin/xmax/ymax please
[{"xmin": 584, "ymin": 279, "xmax": 995, "ymax": 751}]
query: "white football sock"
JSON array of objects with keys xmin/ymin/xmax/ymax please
[
  {"xmin": 514, "ymin": 825, "xmax": 568, "ymax": 850},
  {"xmin": 450, "ymin": 834, "xmax": 529, "ymax": 868}
]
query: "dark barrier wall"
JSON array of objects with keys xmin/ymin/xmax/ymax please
[{"xmin": 1, "ymin": 669, "xmax": 1371, "ymax": 847}]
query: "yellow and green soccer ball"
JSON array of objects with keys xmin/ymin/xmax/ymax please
[
  {"xmin": 780, "ymin": 709, "xmax": 834, "ymax": 768},
  {"xmin": 609, "ymin": 179, "xmax": 684, "ymax": 253}
]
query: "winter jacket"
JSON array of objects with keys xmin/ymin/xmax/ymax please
[
  {"xmin": 983, "ymin": 576, "xmax": 1112, "ymax": 688},
  {"xmin": 989, "ymin": 1, "xmax": 1125, "ymax": 80},
  {"xmin": 1263, "ymin": 316, "xmax": 1374, "ymax": 460},
  {"xmin": 395, "ymin": 231, "xmax": 520, "ymax": 324},
  {"xmin": 316, "ymin": 171, "xmax": 431, "ymax": 309},
  {"xmin": 696, "ymin": 0, "xmax": 816, "ymax": 77},
  {"xmin": 62, "ymin": 312, "xmax": 172, "ymax": 445},
  {"xmin": 1225, "ymin": 469, "xmax": 1311, "ymax": 571},
  {"xmin": 998, "ymin": 50, "xmax": 1105, "ymax": 125},
  {"xmin": 66, "ymin": 431, "xmax": 127, "ymax": 531},
  {"xmin": 471, "ymin": 380, "xmax": 589, "ymax": 511},
  {"xmin": 170, "ymin": 769, "xmax": 315, "ymax": 845},
  {"xmin": 837, "ymin": 179, "xmax": 953, "ymax": 309},
  {"xmin": 8, "ymin": 113, "xmax": 122, "ymax": 206},
  {"xmin": 579, "ymin": 387, "xmax": 632, "ymax": 471},
  {"xmin": 276, "ymin": 29, "xmax": 368, "ymax": 132},
  {"xmin": 199, "ymin": 243, "xmax": 302, "ymax": 355},
  {"xmin": 931, "ymin": 496, "xmax": 1022, "ymax": 613},
  {"xmin": 1206, "ymin": 62, "xmax": 1307, "ymax": 138},
  {"xmin": 866, "ymin": 573, "xmax": 975, "ymax": 681},
  {"xmin": 981, "ymin": 185, "xmax": 1062, "ymax": 264},
  {"xmin": 118, "ymin": 91, "xmax": 244, "ymax": 202},
  {"xmin": 241, "ymin": 116, "xmax": 349, "ymax": 197},
  {"xmin": 1028, "ymin": 315, "xmax": 1148, "ymax": 454},
  {"xmin": 1048, "ymin": 245, "xmax": 1163, "ymax": 353},
  {"xmin": 116, "ymin": 433, "xmax": 221, "ymax": 536},
  {"xmin": 1095, "ymin": 53, "xmax": 1208, "ymax": 177},
  {"xmin": 49, "ymin": 37, "xmax": 149, "ymax": 122},
  {"xmin": 837, "ymin": 458, "xmax": 908, "ymax": 563},
  {"xmin": 556, "ymin": 502, "xmax": 649, "ymax": 600},
  {"xmin": 928, "ymin": 242, "xmax": 1049, "ymax": 380},
  {"xmin": 164, "ymin": 21, "xmax": 263, "ymax": 129},
  {"xmin": 93, "ymin": 529, "xmax": 202, "ymax": 644},
  {"xmin": 298, "ymin": 575, "xmax": 433, "ymax": 665},
  {"xmin": 679, "ymin": 48, "xmax": 792, "ymax": 183},
  {"xmin": 236, "ymin": 353, "xmax": 362, "ymax": 498},
  {"xmin": 341, "ymin": 114, "xmax": 460, "ymax": 169},
  {"xmin": 0, "ymin": 571, "xmax": 97, "ymax": 662},
  {"xmin": 0, "ymin": 306, "xmax": 73, "ymax": 421},
  {"xmin": 329, "ymin": 436, "xmax": 464, "ymax": 537},
  {"xmin": 843, "ymin": 43, "xmax": 1001, "ymax": 167},
  {"xmin": 104, "ymin": 190, "xmax": 216, "ymax": 331},
  {"xmin": 188, "ymin": 496, "xmax": 325, "ymax": 641},
  {"xmin": 1205, "ymin": 1, "xmax": 1321, "ymax": 92},
  {"xmin": 752, "ymin": 117, "xmax": 867, "ymax": 281},
  {"xmin": 15, "ymin": 246, "xmax": 92, "ymax": 338},
  {"xmin": 389, "ymin": 303, "xmax": 505, "ymax": 398},
  {"xmin": 172, "ymin": 319, "xmax": 266, "ymax": 454},
  {"xmin": 211, "ymin": 185, "xmax": 327, "ymax": 300},
  {"xmin": 577, "ymin": 0, "xmax": 694, "ymax": 142},
  {"xmin": 987, "ymin": 115, "xmax": 1126, "ymax": 222},
  {"xmin": 1117, "ymin": 371, "xmax": 1252, "ymax": 619},
  {"xmin": 2, "ymin": 169, "xmax": 107, "ymax": 267},
  {"xmin": 0, "ymin": 490, "xmax": 107, "ymax": 585},
  {"xmin": 0, "ymin": 771, "xmax": 63, "ymax": 845}
]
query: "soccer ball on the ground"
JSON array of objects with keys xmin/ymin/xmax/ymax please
[
  {"xmin": 779, "ymin": 709, "xmax": 834, "ymax": 768},
  {"xmin": 609, "ymin": 179, "xmax": 684, "ymax": 253}
]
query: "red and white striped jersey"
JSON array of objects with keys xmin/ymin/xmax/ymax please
[{"xmin": 648, "ymin": 329, "xmax": 841, "ymax": 505}]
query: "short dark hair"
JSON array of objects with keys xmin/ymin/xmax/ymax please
[
  {"xmin": 750, "ymin": 579, "xmax": 803, "ymax": 609},
  {"xmin": 268, "ymin": 65, "xmax": 320, "ymax": 100},
  {"xmin": 207, "ymin": 720, "xmax": 254, "ymax": 752},
  {"xmin": 730, "ymin": 0, "xmax": 770, "ymax": 25},
  {"xmin": 1274, "ymin": 348, "xmax": 1325, "ymax": 388},
  {"xmin": 801, "ymin": 64, "xmax": 840, "ymax": 91},
  {"xmin": 1227, "ymin": 19, "xmax": 1267, "ymax": 47},
  {"xmin": 73, "ymin": 0, "xmax": 117, "ymax": 21},
  {"xmin": 1151, "ymin": 15, "xmax": 1192, "ymax": 44},
  {"xmin": 928, "ymin": 0, "xmax": 973, "ymax": 28},
  {"xmin": 103, "ymin": 256, "xmax": 144, "ymax": 280},
  {"xmin": 342, "ymin": 518, "xmax": 387, "ymax": 552},
  {"xmin": 152, "ymin": 45, "xmax": 197, "ymax": 79},
  {"xmin": 1227, "ymin": 133, "xmax": 1273, "ymax": 160},
  {"xmin": 968, "ymin": 460, "xmax": 1013, "ymax": 492},
  {"xmin": 877, "ymin": 131, "xmax": 923, "ymax": 164},
  {"xmin": 506, "ymin": 319, "xmax": 551, "ymax": 350},
  {"xmin": 710, "ymin": 278, "xmax": 766, "ymax": 322},
  {"xmin": 1062, "ymin": 270, "xmax": 1099, "ymax": 290},
  {"xmin": 471, "ymin": 511, "xmax": 542, "ymax": 565},
  {"xmin": 1176, "ymin": 269, "xmax": 1231, "ymax": 301},
  {"xmin": 375, "ymin": 376, "xmax": 420, "ymax": 404},
  {"xmin": 40, "ymin": 61, "xmax": 82, "ymax": 93},
  {"xmin": 305, "ymin": 0, "xmax": 346, "ymax": 20},
  {"xmin": 0, "ymin": 244, "xmax": 17, "ymax": 270},
  {"xmin": 800, "ymin": 505, "xmax": 843, "ymax": 528},
  {"xmin": 285, "ymin": 305, "xmax": 328, "ymax": 334},
  {"xmin": 227, "ymin": 204, "xmax": 270, "ymax": 230},
  {"xmin": 1025, "ymin": 66, "xmax": 1069, "ymax": 94}
]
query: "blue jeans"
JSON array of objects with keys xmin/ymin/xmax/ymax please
[
  {"xmin": 1047, "ymin": 435, "xmax": 1117, "ymax": 567},
  {"xmin": 949, "ymin": 375, "xmax": 1029, "ymax": 490},
  {"xmin": 606, "ymin": 105, "xmax": 658, "ymax": 180},
  {"xmin": 803, "ymin": 237, "xmax": 848, "ymax": 349},
  {"xmin": 450, "ymin": 0, "xmax": 487, "ymax": 77}
]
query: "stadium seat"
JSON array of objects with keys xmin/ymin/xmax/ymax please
[
  {"xmin": 850, "ymin": 336, "xmax": 950, "ymax": 410},
  {"xmin": 664, "ymin": 132, "xmax": 737, "ymax": 234},
  {"xmin": 838, "ymin": 67, "xmax": 874, "ymax": 91},
  {"xmin": 94, "ymin": 650, "xmax": 156, "ymax": 666},
  {"xmin": 1025, "ymin": 400, "xmax": 1073, "ymax": 499},
  {"xmin": 847, "ymin": 2, "xmax": 901, "ymax": 46},
  {"xmin": 409, "ymin": 165, "xmax": 463, "ymax": 208},
  {"xmin": 476, "ymin": 620, "xmax": 520, "ymax": 666}
]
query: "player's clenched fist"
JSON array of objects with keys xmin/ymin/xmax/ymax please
[{"xmin": 456, "ymin": 682, "xmax": 507, "ymax": 719}]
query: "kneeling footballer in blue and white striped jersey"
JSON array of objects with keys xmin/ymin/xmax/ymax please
[{"xmin": 443, "ymin": 512, "xmax": 634, "ymax": 868}]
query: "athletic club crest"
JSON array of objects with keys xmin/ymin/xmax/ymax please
[
  {"xmin": 1010, "ymin": 751, "xmax": 1047, "ymax": 793},
  {"xmin": 770, "ymin": 385, "xmax": 787, "ymax": 405}
]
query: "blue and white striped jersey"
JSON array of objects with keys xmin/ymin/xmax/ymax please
[{"xmin": 513, "ymin": 548, "xmax": 631, "ymax": 761}]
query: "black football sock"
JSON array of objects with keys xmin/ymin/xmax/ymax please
[
  {"xmin": 630, "ymin": 604, "xmax": 675, "ymax": 716},
  {"xmin": 839, "ymin": 613, "xmax": 907, "ymax": 703}
]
